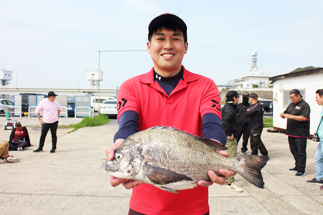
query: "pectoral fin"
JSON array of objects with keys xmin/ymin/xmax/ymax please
[{"xmin": 143, "ymin": 164, "xmax": 192, "ymax": 185}]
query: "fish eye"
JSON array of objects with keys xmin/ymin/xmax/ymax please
[{"xmin": 115, "ymin": 153, "xmax": 122, "ymax": 160}]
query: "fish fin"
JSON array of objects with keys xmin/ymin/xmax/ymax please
[
  {"xmin": 159, "ymin": 186, "xmax": 178, "ymax": 193},
  {"xmin": 236, "ymin": 155, "xmax": 269, "ymax": 188},
  {"xmin": 194, "ymin": 137, "xmax": 227, "ymax": 151},
  {"xmin": 143, "ymin": 164, "xmax": 193, "ymax": 185}
]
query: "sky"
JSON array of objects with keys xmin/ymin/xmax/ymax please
[{"xmin": 1, "ymin": 0, "xmax": 323, "ymax": 89}]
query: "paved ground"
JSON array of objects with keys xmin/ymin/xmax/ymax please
[{"xmin": 0, "ymin": 117, "xmax": 322, "ymax": 215}]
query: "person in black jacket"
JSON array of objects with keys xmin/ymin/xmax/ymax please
[
  {"xmin": 245, "ymin": 93, "xmax": 268, "ymax": 156},
  {"xmin": 236, "ymin": 92, "xmax": 250, "ymax": 154},
  {"xmin": 9, "ymin": 122, "xmax": 32, "ymax": 151},
  {"xmin": 222, "ymin": 90, "xmax": 243, "ymax": 192}
]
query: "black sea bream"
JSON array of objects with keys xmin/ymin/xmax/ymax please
[{"xmin": 105, "ymin": 126, "xmax": 269, "ymax": 193}]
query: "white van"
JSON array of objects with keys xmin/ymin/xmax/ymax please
[{"xmin": 91, "ymin": 96, "xmax": 116, "ymax": 112}]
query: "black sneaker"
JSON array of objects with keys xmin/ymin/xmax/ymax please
[
  {"xmin": 289, "ymin": 167, "xmax": 297, "ymax": 171},
  {"xmin": 33, "ymin": 149, "xmax": 43, "ymax": 152},
  {"xmin": 306, "ymin": 178, "xmax": 323, "ymax": 185},
  {"xmin": 50, "ymin": 149, "xmax": 55, "ymax": 153},
  {"xmin": 295, "ymin": 171, "xmax": 305, "ymax": 177}
]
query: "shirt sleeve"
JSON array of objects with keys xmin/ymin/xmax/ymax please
[
  {"xmin": 301, "ymin": 103, "xmax": 310, "ymax": 120},
  {"xmin": 116, "ymin": 79, "xmax": 140, "ymax": 119},
  {"xmin": 202, "ymin": 113, "xmax": 227, "ymax": 145},
  {"xmin": 56, "ymin": 101, "xmax": 62, "ymax": 110},
  {"xmin": 199, "ymin": 79, "xmax": 222, "ymax": 120},
  {"xmin": 35, "ymin": 100, "xmax": 43, "ymax": 114},
  {"xmin": 114, "ymin": 111, "xmax": 139, "ymax": 142}
]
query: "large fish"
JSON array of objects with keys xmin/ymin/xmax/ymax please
[{"xmin": 105, "ymin": 126, "xmax": 269, "ymax": 193}]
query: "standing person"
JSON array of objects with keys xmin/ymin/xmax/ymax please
[
  {"xmin": 33, "ymin": 91, "xmax": 61, "ymax": 153},
  {"xmin": 222, "ymin": 90, "xmax": 243, "ymax": 192},
  {"xmin": 307, "ymin": 89, "xmax": 323, "ymax": 188},
  {"xmin": 236, "ymin": 92, "xmax": 250, "ymax": 154},
  {"xmin": 105, "ymin": 13, "xmax": 235, "ymax": 215},
  {"xmin": 246, "ymin": 93, "xmax": 268, "ymax": 156},
  {"xmin": 0, "ymin": 141, "xmax": 20, "ymax": 163},
  {"xmin": 9, "ymin": 122, "xmax": 32, "ymax": 151},
  {"xmin": 280, "ymin": 89, "xmax": 310, "ymax": 177}
]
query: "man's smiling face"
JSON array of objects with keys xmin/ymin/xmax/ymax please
[{"xmin": 147, "ymin": 27, "xmax": 188, "ymax": 77}]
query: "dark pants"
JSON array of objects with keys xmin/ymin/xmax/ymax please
[
  {"xmin": 236, "ymin": 124, "xmax": 250, "ymax": 152},
  {"xmin": 250, "ymin": 128, "xmax": 268, "ymax": 156},
  {"xmin": 38, "ymin": 121, "xmax": 58, "ymax": 150},
  {"xmin": 9, "ymin": 141, "xmax": 31, "ymax": 150},
  {"xmin": 129, "ymin": 209, "xmax": 209, "ymax": 215},
  {"xmin": 288, "ymin": 136, "xmax": 307, "ymax": 173}
]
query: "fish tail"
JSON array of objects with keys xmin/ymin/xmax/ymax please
[{"xmin": 235, "ymin": 155, "xmax": 269, "ymax": 188}]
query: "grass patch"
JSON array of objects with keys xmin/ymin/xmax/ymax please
[
  {"xmin": 263, "ymin": 117, "xmax": 273, "ymax": 128},
  {"xmin": 69, "ymin": 114, "xmax": 111, "ymax": 133}
]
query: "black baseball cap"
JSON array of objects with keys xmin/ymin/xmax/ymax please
[
  {"xmin": 290, "ymin": 89, "xmax": 303, "ymax": 97},
  {"xmin": 148, "ymin": 13, "xmax": 187, "ymax": 36},
  {"xmin": 249, "ymin": 93, "xmax": 258, "ymax": 100},
  {"xmin": 48, "ymin": 91, "xmax": 57, "ymax": 97},
  {"xmin": 16, "ymin": 122, "xmax": 21, "ymax": 127},
  {"xmin": 243, "ymin": 92, "xmax": 249, "ymax": 97},
  {"xmin": 226, "ymin": 90, "xmax": 239, "ymax": 99}
]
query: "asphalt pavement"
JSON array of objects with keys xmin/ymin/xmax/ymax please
[{"xmin": 0, "ymin": 117, "xmax": 322, "ymax": 215}]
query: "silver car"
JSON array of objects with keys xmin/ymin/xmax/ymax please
[{"xmin": 0, "ymin": 99, "xmax": 14, "ymax": 116}]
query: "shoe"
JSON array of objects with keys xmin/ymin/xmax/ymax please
[
  {"xmin": 295, "ymin": 171, "xmax": 305, "ymax": 177},
  {"xmin": 6, "ymin": 157, "xmax": 20, "ymax": 163},
  {"xmin": 289, "ymin": 167, "xmax": 297, "ymax": 171},
  {"xmin": 0, "ymin": 158, "xmax": 7, "ymax": 164},
  {"xmin": 17, "ymin": 147, "xmax": 23, "ymax": 151},
  {"xmin": 33, "ymin": 149, "xmax": 43, "ymax": 152},
  {"xmin": 241, "ymin": 151, "xmax": 247, "ymax": 155},
  {"xmin": 50, "ymin": 149, "xmax": 55, "ymax": 153},
  {"xmin": 227, "ymin": 182, "xmax": 243, "ymax": 193},
  {"xmin": 306, "ymin": 178, "xmax": 323, "ymax": 185}
]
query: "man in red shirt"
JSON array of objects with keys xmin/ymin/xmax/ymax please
[{"xmin": 106, "ymin": 13, "xmax": 234, "ymax": 215}]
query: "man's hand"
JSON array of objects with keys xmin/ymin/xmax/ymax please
[
  {"xmin": 227, "ymin": 134, "xmax": 234, "ymax": 140},
  {"xmin": 280, "ymin": 113, "xmax": 285, "ymax": 119},
  {"xmin": 105, "ymin": 139, "xmax": 142, "ymax": 189},
  {"xmin": 39, "ymin": 119, "xmax": 45, "ymax": 124},
  {"xmin": 197, "ymin": 150, "xmax": 236, "ymax": 187}
]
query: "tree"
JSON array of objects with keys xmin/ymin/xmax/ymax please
[{"xmin": 252, "ymin": 84, "xmax": 259, "ymax": 88}]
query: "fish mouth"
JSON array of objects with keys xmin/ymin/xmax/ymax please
[{"xmin": 105, "ymin": 161, "xmax": 118, "ymax": 172}]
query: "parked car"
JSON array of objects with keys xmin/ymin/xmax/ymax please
[
  {"xmin": 0, "ymin": 99, "xmax": 15, "ymax": 117},
  {"xmin": 258, "ymin": 98, "xmax": 273, "ymax": 112},
  {"xmin": 91, "ymin": 96, "xmax": 117, "ymax": 112},
  {"xmin": 100, "ymin": 100, "xmax": 117, "ymax": 117}
]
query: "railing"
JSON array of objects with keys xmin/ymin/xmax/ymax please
[
  {"xmin": 59, "ymin": 106, "xmax": 68, "ymax": 118},
  {"xmin": 28, "ymin": 106, "xmax": 37, "ymax": 118},
  {"xmin": 0, "ymin": 106, "xmax": 22, "ymax": 118},
  {"xmin": 75, "ymin": 107, "xmax": 91, "ymax": 118}
]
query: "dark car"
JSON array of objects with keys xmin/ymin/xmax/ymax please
[{"xmin": 258, "ymin": 99, "xmax": 273, "ymax": 112}]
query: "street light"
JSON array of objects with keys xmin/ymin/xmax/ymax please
[{"xmin": 98, "ymin": 49, "xmax": 146, "ymax": 116}]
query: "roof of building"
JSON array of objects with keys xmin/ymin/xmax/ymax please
[{"xmin": 269, "ymin": 67, "xmax": 323, "ymax": 84}]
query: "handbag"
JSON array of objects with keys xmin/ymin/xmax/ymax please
[{"xmin": 312, "ymin": 116, "xmax": 323, "ymax": 142}]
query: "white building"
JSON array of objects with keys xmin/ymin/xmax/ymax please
[
  {"xmin": 233, "ymin": 52, "xmax": 270, "ymax": 89},
  {"xmin": 270, "ymin": 67, "xmax": 323, "ymax": 135}
]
